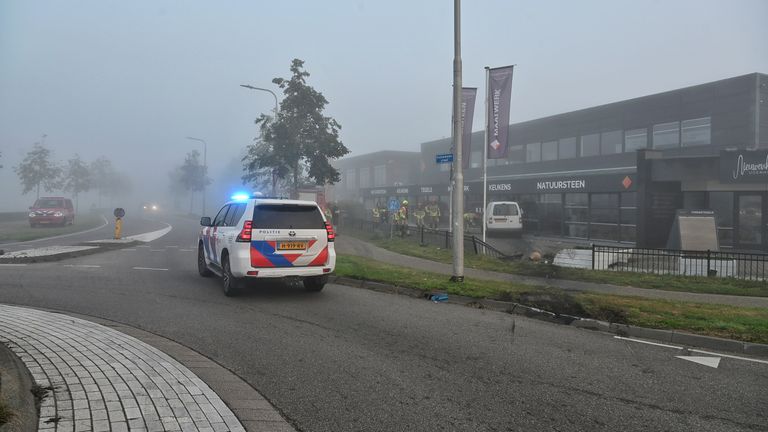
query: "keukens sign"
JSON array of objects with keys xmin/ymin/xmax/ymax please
[{"xmin": 720, "ymin": 150, "xmax": 768, "ymax": 183}]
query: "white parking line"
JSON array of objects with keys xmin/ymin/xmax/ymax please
[
  {"xmin": 63, "ymin": 264, "xmax": 101, "ymax": 268},
  {"xmin": 614, "ymin": 336, "xmax": 768, "ymax": 365},
  {"xmin": 132, "ymin": 267, "xmax": 169, "ymax": 271}
]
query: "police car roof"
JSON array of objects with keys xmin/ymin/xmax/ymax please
[{"xmin": 227, "ymin": 198, "xmax": 320, "ymax": 207}]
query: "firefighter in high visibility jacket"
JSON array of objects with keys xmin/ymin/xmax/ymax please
[
  {"xmin": 426, "ymin": 201, "xmax": 441, "ymax": 229},
  {"xmin": 395, "ymin": 200, "xmax": 409, "ymax": 237},
  {"xmin": 414, "ymin": 204, "xmax": 426, "ymax": 227}
]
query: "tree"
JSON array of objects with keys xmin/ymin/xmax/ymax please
[
  {"xmin": 242, "ymin": 59, "xmax": 349, "ymax": 197},
  {"xmin": 179, "ymin": 150, "xmax": 210, "ymax": 212},
  {"xmin": 63, "ymin": 154, "xmax": 91, "ymax": 211},
  {"xmin": 90, "ymin": 157, "xmax": 114, "ymax": 208},
  {"xmin": 14, "ymin": 143, "xmax": 62, "ymax": 199}
]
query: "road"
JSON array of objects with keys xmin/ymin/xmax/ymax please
[
  {"xmin": 0, "ymin": 214, "xmax": 766, "ymax": 431},
  {"xmin": 0, "ymin": 212, "xmax": 169, "ymax": 252}
]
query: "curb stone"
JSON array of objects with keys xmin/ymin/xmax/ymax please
[{"xmin": 328, "ymin": 275, "xmax": 768, "ymax": 358}]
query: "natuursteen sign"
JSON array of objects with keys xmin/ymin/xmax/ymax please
[{"xmin": 720, "ymin": 150, "xmax": 768, "ymax": 183}]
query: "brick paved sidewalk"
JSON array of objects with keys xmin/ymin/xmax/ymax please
[
  {"xmin": 336, "ymin": 235, "xmax": 768, "ymax": 309},
  {"xmin": 0, "ymin": 305, "xmax": 290, "ymax": 432}
]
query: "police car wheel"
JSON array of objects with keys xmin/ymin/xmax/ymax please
[
  {"xmin": 197, "ymin": 243, "xmax": 213, "ymax": 277},
  {"xmin": 303, "ymin": 275, "xmax": 327, "ymax": 292},
  {"xmin": 222, "ymin": 255, "xmax": 240, "ymax": 297}
]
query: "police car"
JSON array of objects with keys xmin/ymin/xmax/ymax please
[{"xmin": 198, "ymin": 193, "xmax": 336, "ymax": 296}]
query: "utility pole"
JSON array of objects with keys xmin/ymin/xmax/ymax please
[
  {"xmin": 450, "ymin": 0, "xmax": 464, "ymax": 282},
  {"xmin": 240, "ymin": 84, "xmax": 280, "ymax": 195}
]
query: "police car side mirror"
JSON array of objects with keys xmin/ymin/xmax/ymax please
[{"xmin": 200, "ymin": 217, "xmax": 212, "ymax": 226}]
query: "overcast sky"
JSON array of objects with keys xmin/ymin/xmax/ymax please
[{"xmin": 1, "ymin": 0, "xmax": 767, "ymax": 211}]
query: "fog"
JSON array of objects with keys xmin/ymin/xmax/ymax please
[{"xmin": 1, "ymin": 0, "xmax": 766, "ymax": 212}]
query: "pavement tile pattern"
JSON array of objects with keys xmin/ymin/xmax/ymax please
[{"xmin": 0, "ymin": 305, "xmax": 246, "ymax": 432}]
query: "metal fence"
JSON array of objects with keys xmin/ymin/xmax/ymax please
[
  {"xmin": 592, "ymin": 245, "xmax": 768, "ymax": 281},
  {"xmin": 342, "ymin": 217, "xmax": 508, "ymax": 259}
]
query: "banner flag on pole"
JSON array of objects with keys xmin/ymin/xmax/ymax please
[
  {"xmin": 486, "ymin": 66, "xmax": 514, "ymax": 159},
  {"xmin": 461, "ymin": 87, "xmax": 477, "ymax": 169}
]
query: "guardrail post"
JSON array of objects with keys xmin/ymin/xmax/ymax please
[
  {"xmin": 591, "ymin": 243, "xmax": 595, "ymax": 270},
  {"xmin": 472, "ymin": 235, "xmax": 478, "ymax": 255},
  {"xmin": 420, "ymin": 225, "xmax": 425, "ymax": 245}
]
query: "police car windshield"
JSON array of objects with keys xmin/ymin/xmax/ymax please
[{"xmin": 252, "ymin": 204, "xmax": 324, "ymax": 229}]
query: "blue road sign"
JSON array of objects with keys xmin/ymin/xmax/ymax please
[
  {"xmin": 435, "ymin": 153, "xmax": 454, "ymax": 164},
  {"xmin": 388, "ymin": 198, "xmax": 399, "ymax": 211}
]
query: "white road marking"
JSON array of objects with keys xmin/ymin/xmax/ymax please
[
  {"xmin": 690, "ymin": 349, "xmax": 768, "ymax": 365},
  {"xmin": 614, "ymin": 336, "xmax": 768, "ymax": 365},
  {"xmin": 121, "ymin": 249, "xmax": 136, "ymax": 251},
  {"xmin": 676, "ymin": 356, "xmax": 721, "ymax": 368},
  {"xmin": 132, "ymin": 267, "xmax": 169, "ymax": 271},
  {"xmin": 137, "ymin": 245, "xmax": 150, "ymax": 248},
  {"xmin": 126, "ymin": 224, "xmax": 172, "ymax": 242},
  {"xmin": 150, "ymin": 249, "xmax": 165, "ymax": 252},
  {"xmin": 63, "ymin": 264, "xmax": 101, "ymax": 268},
  {"xmin": 0, "ymin": 263, "xmax": 28, "ymax": 267},
  {"xmin": 613, "ymin": 336, "xmax": 683, "ymax": 350},
  {"xmin": 179, "ymin": 249, "xmax": 194, "ymax": 252}
]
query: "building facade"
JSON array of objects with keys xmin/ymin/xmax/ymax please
[{"xmin": 332, "ymin": 73, "xmax": 768, "ymax": 251}]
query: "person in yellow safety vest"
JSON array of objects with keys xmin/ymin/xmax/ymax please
[
  {"xmin": 397, "ymin": 200, "xmax": 409, "ymax": 236},
  {"xmin": 414, "ymin": 205, "xmax": 426, "ymax": 227},
  {"xmin": 426, "ymin": 201, "xmax": 441, "ymax": 229}
]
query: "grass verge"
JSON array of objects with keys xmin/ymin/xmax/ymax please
[
  {"xmin": 0, "ymin": 213, "xmax": 105, "ymax": 243},
  {"xmin": 346, "ymin": 231, "xmax": 768, "ymax": 298},
  {"xmin": 335, "ymin": 254, "xmax": 768, "ymax": 344}
]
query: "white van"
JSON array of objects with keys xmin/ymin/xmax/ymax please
[{"xmin": 485, "ymin": 201, "xmax": 523, "ymax": 236}]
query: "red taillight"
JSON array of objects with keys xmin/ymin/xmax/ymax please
[
  {"xmin": 237, "ymin": 220, "xmax": 252, "ymax": 242},
  {"xmin": 325, "ymin": 221, "xmax": 335, "ymax": 242}
]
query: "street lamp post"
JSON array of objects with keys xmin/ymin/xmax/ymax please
[
  {"xmin": 240, "ymin": 84, "xmax": 280, "ymax": 195},
  {"xmin": 185, "ymin": 136, "xmax": 208, "ymax": 216},
  {"xmin": 450, "ymin": 0, "xmax": 464, "ymax": 282}
]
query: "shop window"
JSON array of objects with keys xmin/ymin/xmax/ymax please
[
  {"xmin": 683, "ymin": 192, "xmax": 706, "ymax": 209},
  {"xmin": 526, "ymin": 142, "xmax": 541, "ymax": 162},
  {"xmin": 558, "ymin": 137, "xmax": 577, "ymax": 159},
  {"xmin": 708, "ymin": 192, "xmax": 734, "ymax": 247},
  {"xmin": 580, "ymin": 133, "xmax": 600, "ymax": 157},
  {"xmin": 359, "ymin": 167, "xmax": 370, "ymax": 188},
  {"xmin": 508, "ymin": 144, "xmax": 525, "ymax": 164},
  {"xmin": 519, "ymin": 194, "xmax": 539, "ymax": 232},
  {"xmin": 624, "ymin": 128, "xmax": 648, "ymax": 152},
  {"xmin": 653, "ymin": 121, "xmax": 680, "ymax": 149},
  {"xmin": 539, "ymin": 194, "xmax": 563, "ymax": 236},
  {"xmin": 600, "ymin": 130, "xmax": 622, "ymax": 155},
  {"xmin": 591, "ymin": 193, "xmax": 619, "ymax": 241},
  {"xmin": 681, "ymin": 117, "xmax": 711, "ymax": 147},
  {"xmin": 374, "ymin": 165, "xmax": 386, "ymax": 186},
  {"xmin": 542, "ymin": 141, "xmax": 558, "ymax": 161},
  {"xmin": 565, "ymin": 193, "xmax": 588, "ymax": 238},
  {"xmin": 620, "ymin": 192, "xmax": 637, "ymax": 243}
]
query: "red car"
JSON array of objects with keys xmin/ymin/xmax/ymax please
[{"xmin": 28, "ymin": 197, "xmax": 75, "ymax": 227}]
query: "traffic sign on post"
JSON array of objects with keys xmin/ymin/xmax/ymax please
[
  {"xmin": 388, "ymin": 198, "xmax": 399, "ymax": 212},
  {"xmin": 436, "ymin": 153, "xmax": 454, "ymax": 164}
]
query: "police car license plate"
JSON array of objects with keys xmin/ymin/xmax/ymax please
[{"xmin": 277, "ymin": 241, "xmax": 307, "ymax": 251}]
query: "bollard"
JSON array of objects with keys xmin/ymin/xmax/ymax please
[{"xmin": 113, "ymin": 207, "xmax": 126, "ymax": 240}]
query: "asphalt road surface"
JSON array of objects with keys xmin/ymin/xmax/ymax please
[{"xmin": 0, "ymin": 214, "xmax": 766, "ymax": 431}]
